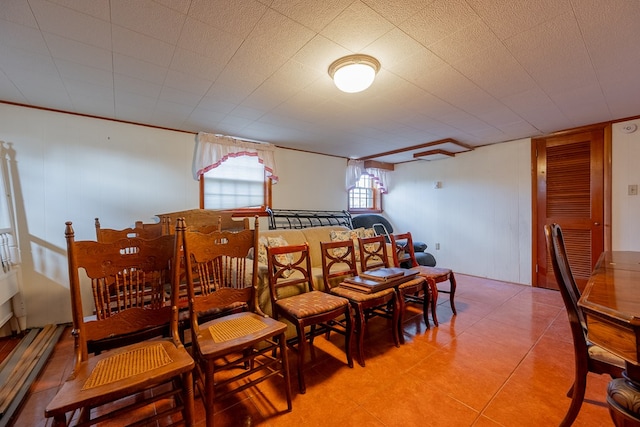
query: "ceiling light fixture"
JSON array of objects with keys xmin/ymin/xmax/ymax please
[{"xmin": 328, "ymin": 54, "xmax": 380, "ymax": 93}]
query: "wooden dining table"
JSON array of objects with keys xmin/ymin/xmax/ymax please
[{"xmin": 579, "ymin": 251, "xmax": 640, "ymax": 425}]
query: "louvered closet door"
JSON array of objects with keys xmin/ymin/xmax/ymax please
[{"xmin": 535, "ymin": 129, "xmax": 605, "ymax": 291}]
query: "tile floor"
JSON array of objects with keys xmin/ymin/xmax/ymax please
[{"xmin": 6, "ymin": 274, "xmax": 616, "ymax": 426}]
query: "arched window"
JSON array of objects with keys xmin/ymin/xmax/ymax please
[{"xmin": 194, "ymin": 133, "xmax": 277, "ymax": 212}]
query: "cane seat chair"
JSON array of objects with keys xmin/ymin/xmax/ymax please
[
  {"xmin": 544, "ymin": 224, "xmax": 625, "ymax": 427},
  {"xmin": 358, "ymin": 234, "xmax": 428, "ymax": 345},
  {"xmin": 390, "ymin": 232, "xmax": 456, "ymax": 327},
  {"xmin": 45, "ymin": 222, "xmax": 195, "ymax": 426},
  {"xmin": 266, "ymin": 243, "xmax": 354, "ymax": 394},
  {"xmin": 320, "ymin": 239, "xmax": 399, "ymax": 367},
  {"xmin": 177, "ymin": 217, "xmax": 292, "ymax": 426}
]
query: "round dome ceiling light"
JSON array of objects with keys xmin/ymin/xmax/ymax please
[{"xmin": 328, "ymin": 54, "xmax": 380, "ymax": 93}]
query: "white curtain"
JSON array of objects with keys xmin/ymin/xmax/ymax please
[
  {"xmin": 345, "ymin": 159, "xmax": 389, "ymax": 193},
  {"xmin": 193, "ymin": 132, "xmax": 278, "ymax": 183}
]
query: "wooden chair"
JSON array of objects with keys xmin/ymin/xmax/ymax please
[
  {"xmin": 390, "ymin": 231, "xmax": 457, "ymax": 327},
  {"xmin": 158, "ymin": 209, "xmax": 249, "ymax": 234},
  {"xmin": 544, "ymin": 223, "xmax": 625, "ymax": 427},
  {"xmin": 359, "ymin": 234, "xmax": 428, "ymax": 344},
  {"xmin": 92, "ymin": 218, "xmax": 170, "ymax": 322},
  {"xmin": 177, "ymin": 217, "xmax": 292, "ymax": 427},
  {"xmin": 320, "ymin": 239, "xmax": 399, "ymax": 367},
  {"xmin": 266, "ymin": 243, "xmax": 354, "ymax": 394},
  {"xmin": 95, "ymin": 217, "xmax": 164, "ymax": 242},
  {"xmin": 45, "ymin": 222, "xmax": 195, "ymax": 426}
]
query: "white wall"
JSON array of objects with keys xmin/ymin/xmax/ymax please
[
  {"xmin": 385, "ymin": 139, "xmax": 532, "ymax": 285},
  {"xmin": 612, "ymin": 118, "xmax": 640, "ymax": 250},
  {"xmin": 0, "ymin": 104, "xmax": 346, "ymax": 328}
]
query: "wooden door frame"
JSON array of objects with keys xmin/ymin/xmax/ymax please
[{"xmin": 531, "ymin": 123, "xmax": 613, "ymax": 287}]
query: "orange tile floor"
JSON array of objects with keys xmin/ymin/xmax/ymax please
[{"xmin": 6, "ymin": 274, "xmax": 615, "ymax": 426}]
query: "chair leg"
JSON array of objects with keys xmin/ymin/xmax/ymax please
[
  {"xmin": 429, "ymin": 279, "xmax": 439, "ymax": 327},
  {"xmin": 295, "ymin": 323, "xmax": 308, "ymax": 394},
  {"xmin": 344, "ymin": 307, "xmax": 354, "ymax": 368},
  {"xmin": 448, "ymin": 273, "xmax": 457, "ymax": 315},
  {"xmin": 391, "ymin": 293, "xmax": 400, "ymax": 347},
  {"xmin": 397, "ymin": 290, "xmax": 407, "ymax": 345},
  {"xmin": 422, "ymin": 284, "xmax": 430, "ymax": 330},
  {"xmin": 182, "ymin": 370, "xmax": 195, "ymax": 426},
  {"xmin": 560, "ymin": 374, "xmax": 588, "ymax": 427},
  {"xmin": 204, "ymin": 361, "xmax": 215, "ymax": 427},
  {"xmin": 354, "ymin": 303, "xmax": 366, "ymax": 367},
  {"xmin": 278, "ymin": 331, "xmax": 293, "ymax": 412}
]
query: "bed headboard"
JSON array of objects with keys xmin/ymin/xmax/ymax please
[{"xmin": 266, "ymin": 208, "xmax": 352, "ymax": 230}]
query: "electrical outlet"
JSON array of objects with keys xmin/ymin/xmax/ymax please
[
  {"xmin": 435, "ymin": 243, "xmax": 440, "ymax": 250},
  {"xmin": 629, "ymin": 184, "xmax": 638, "ymax": 196}
]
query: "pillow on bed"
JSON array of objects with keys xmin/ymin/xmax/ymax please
[
  {"xmin": 330, "ymin": 228, "xmax": 376, "ymax": 261},
  {"xmin": 266, "ymin": 236, "xmax": 294, "ymax": 278}
]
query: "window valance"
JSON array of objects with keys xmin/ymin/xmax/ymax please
[
  {"xmin": 193, "ymin": 132, "xmax": 278, "ymax": 183},
  {"xmin": 345, "ymin": 159, "xmax": 389, "ymax": 194}
]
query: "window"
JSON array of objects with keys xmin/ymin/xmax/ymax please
[
  {"xmin": 200, "ymin": 155, "xmax": 271, "ymax": 211},
  {"xmin": 348, "ymin": 173, "xmax": 382, "ymax": 212}
]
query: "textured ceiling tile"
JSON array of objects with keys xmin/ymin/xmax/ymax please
[
  {"xmin": 113, "ymin": 53, "xmax": 167, "ymax": 85},
  {"xmin": 188, "ymin": 0, "xmax": 268, "ymax": 38},
  {"xmin": 264, "ymin": 60, "xmax": 323, "ymax": 93},
  {"xmin": 366, "ymin": 27, "xmax": 427, "ymax": 70},
  {"xmin": 9, "ymin": 69, "xmax": 70, "ymax": 107},
  {"xmin": 401, "ymin": 0, "xmax": 479, "ymax": 47},
  {"xmin": 64, "ymin": 78, "xmax": 113, "ymax": 101},
  {"xmin": 164, "ymin": 69, "xmax": 212, "ymax": 95},
  {"xmin": 49, "ymin": 0, "xmax": 111, "ymax": 20},
  {"xmin": 500, "ymin": 88, "xmax": 567, "ymax": 133},
  {"xmin": 455, "ymin": 43, "xmax": 537, "ymax": 99},
  {"xmin": 29, "ymin": 0, "xmax": 112, "ymax": 49},
  {"xmin": 207, "ymin": 68, "xmax": 265, "ymax": 103},
  {"xmin": 0, "ymin": 45, "xmax": 58, "ymax": 75},
  {"xmin": 0, "ymin": 0, "xmax": 39, "ymax": 27},
  {"xmin": 550, "ymin": 83, "xmax": 611, "ymax": 125},
  {"xmin": 153, "ymin": 99, "xmax": 193, "ymax": 120},
  {"xmin": 291, "ymin": 35, "xmax": 349, "ymax": 73},
  {"xmin": 387, "ymin": 46, "xmax": 447, "ymax": 86},
  {"xmin": 55, "ymin": 59, "xmax": 113, "ymax": 87},
  {"xmin": 196, "ymin": 96, "xmax": 237, "ymax": 114},
  {"xmin": 597, "ymin": 59, "xmax": 640, "ymax": 118},
  {"xmin": 270, "ymin": 0, "xmax": 352, "ymax": 32},
  {"xmin": 0, "ymin": 71, "xmax": 27, "ymax": 104},
  {"xmin": 246, "ymin": 8, "xmax": 316, "ymax": 57},
  {"xmin": 114, "ymin": 73, "xmax": 162, "ymax": 99},
  {"xmin": 573, "ymin": 0, "xmax": 640, "ymax": 71},
  {"xmin": 158, "ymin": 86, "xmax": 203, "ymax": 107},
  {"xmin": 184, "ymin": 107, "xmax": 226, "ymax": 129},
  {"xmin": 363, "ymin": 0, "xmax": 434, "ymax": 26},
  {"xmin": 429, "ymin": 20, "xmax": 500, "ymax": 64},
  {"xmin": 44, "ymin": 33, "xmax": 112, "ymax": 71},
  {"xmin": 169, "ymin": 48, "xmax": 224, "ymax": 81},
  {"xmin": 154, "ymin": 0, "xmax": 191, "ymax": 15},
  {"xmin": 111, "ymin": 0, "xmax": 185, "ymax": 44},
  {"xmin": 0, "ymin": 20, "xmax": 49, "ymax": 54},
  {"xmin": 466, "ymin": 0, "xmax": 573, "ymax": 40},
  {"xmin": 69, "ymin": 95, "xmax": 115, "ymax": 118},
  {"xmin": 115, "ymin": 100, "xmax": 155, "ymax": 124},
  {"xmin": 505, "ymin": 12, "xmax": 597, "ymax": 94},
  {"xmin": 112, "ymin": 26, "xmax": 174, "ymax": 67},
  {"xmin": 224, "ymin": 41, "xmax": 288, "ymax": 78},
  {"xmin": 320, "ymin": 1, "xmax": 395, "ymax": 52},
  {"xmin": 176, "ymin": 17, "xmax": 243, "ymax": 62}
]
